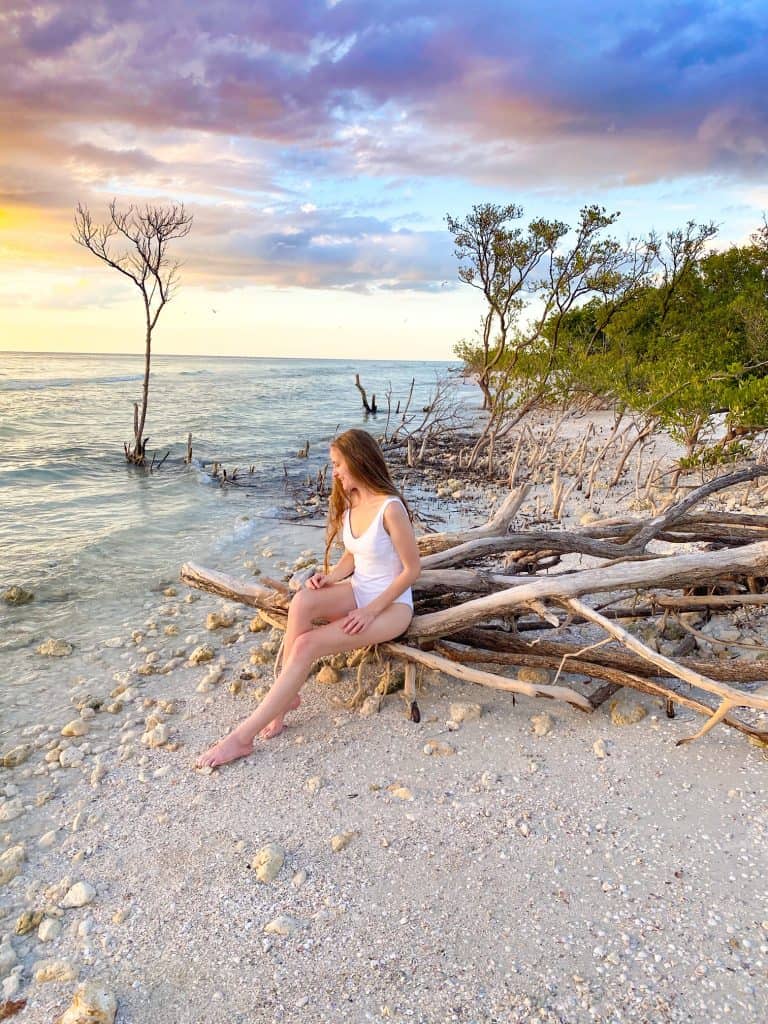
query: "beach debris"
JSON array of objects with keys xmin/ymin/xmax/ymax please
[
  {"xmin": 58, "ymin": 983, "xmax": 117, "ymax": 1024},
  {"xmin": 1, "ymin": 586, "xmax": 33, "ymax": 606},
  {"xmin": 0, "ymin": 799, "xmax": 24, "ymax": 823},
  {"xmin": 33, "ymin": 958, "xmax": 77, "ymax": 983},
  {"xmin": 59, "ymin": 747, "xmax": 86, "ymax": 769},
  {"xmin": 36, "ymin": 638, "xmax": 73, "ymax": 657},
  {"xmin": 1, "ymin": 746, "xmax": 32, "ymax": 769},
  {"xmin": 37, "ymin": 918, "xmax": 61, "ymax": 943},
  {"xmin": 518, "ymin": 667, "xmax": 552, "ymax": 685},
  {"xmin": 205, "ymin": 610, "xmax": 236, "ymax": 630},
  {"xmin": 61, "ymin": 720, "xmax": 89, "ymax": 738},
  {"xmin": 387, "ymin": 783, "xmax": 413, "ymax": 801},
  {"xmin": 449, "ymin": 702, "xmax": 482, "ymax": 724},
  {"xmin": 305, "ymin": 776, "xmax": 323, "ymax": 795},
  {"xmin": 188, "ymin": 644, "xmax": 215, "ymax": 665},
  {"xmin": 423, "ymin": 739, "xmax": 456, "ymax": 756},
  {"xmin": 0, "ymin": 937, "xmax": 18, "ymax": 978},
  {"xmin": 264, "ymin": 915, "xmax": 301, "ymax": 936},
  {"xmin": 249, "ymin": 614, "xmax": 269, "ymax": 633},
  {"xmin": 182, "ymin": 467, "xmax": 768, "ymax": 748},
  {"xmin": 331, "ymin": 831, "xmax": 357, "ymax": 852},
  {"xmin": 359, "ymin": 694, "xmax": 382, "ymax": 717},
  {"xmin": 593, "ymin": 738, "xmax": 609, "ymax": 759},
  {"xmin": 316, "ymin": 665, "xmax": 340, "ymax": 685},
  {"xmin": 610, "ymin": 699, "xmax": 648, "ymax": 726},
  {"xmin": 531, "ymin": 713, "xmax": 553, "ymax": 737},
  {"xmin": 60, "ymin": 881, "xmax": 96, "ymax": 908},
  {"xmin": 250, "ymin": 843, "xmax": 285, "ymax": 883},
  {"xmin": 0, "ymin": 997, "xmax": 26, "ymax": 1018},
  {"xmin": 14, "ymin": 909, "xmax": 43, "ymax": 936}
]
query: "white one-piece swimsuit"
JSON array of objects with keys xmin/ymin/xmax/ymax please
[{"xmin": 342, "ymin": 497, "xmax": 414, "ymax": 610}]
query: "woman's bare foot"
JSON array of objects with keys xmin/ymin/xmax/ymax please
[
  {"xmin": 258, "ymin": 694, "xmax": 301, "ymax": 740},
  {"xmin": 195, "ymin": 731, "xmax": 253, "ymax": 769}
]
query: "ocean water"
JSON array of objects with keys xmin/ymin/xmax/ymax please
[{"xmin": 0, "ymin": 351, "xmax": 472, "ymax": 738}]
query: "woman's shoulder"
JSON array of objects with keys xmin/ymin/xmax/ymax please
[{"xmin": 381, "ymin": 495, "xmax": 409, "ymax": 523}]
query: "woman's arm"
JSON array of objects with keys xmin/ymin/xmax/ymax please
[
  {"xmin": 306, "ymin": 550, "xmax": 355, "ymax": 589},
  {"xmin": 342, "ymin": 502, "xmax": 420, "ymax": 632}
]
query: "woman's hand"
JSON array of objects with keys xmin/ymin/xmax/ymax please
[
  {"xmin": 306, "ymin": 572, "xmax": 328, "ymax": 590},
  {"xmin": 341, "ymin": 606, "xmax": 378, "ymax": 634}
]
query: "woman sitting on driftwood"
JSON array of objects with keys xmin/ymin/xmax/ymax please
[{"xmin": 196, "ymin": 428, "xmax": 421, "ymax": 769}]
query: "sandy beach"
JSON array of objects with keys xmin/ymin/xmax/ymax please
[{"xmin": 2, "ymin": 409, "xmax": 768, "ymax": 1024}]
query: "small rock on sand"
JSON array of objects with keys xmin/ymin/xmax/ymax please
[
  {"xmin": 423, "ymin": 740, "xmax": 456, "ymax": 756},
  {"xmin": 315, "ymin": 665, "xmax": 340, "ymax": 685},
  {"xmin": 36, "ymin": 638, "xmax": 73, "ymax": 657},
  {"xmin": 2, "ymin": 585, "xmax": 34, "ymax": 606},
  {"xmin": 188, "ymin": 644, "xmax": 215, "ymax": 666},
  {"xmin": 449, "ymin": 702, "xmax": 482, "ymax": 724},
  {"xmin": 60, "ymin": 881, "xmax": 96, "ymax": 908},
  {"xmin": 610, "ymin": 699, "xmax": 647, "ymax": 726},
  {"xmin": 593, "ymin": 738, "xmax": 609, "ymax": 759},
  {"xmin": 531, "ymin": 713, "xmax": 553, "ymax": 737},
  {"xmin": 0, "ymin": 798, "xmax": 24, "ymax": 822},
  {"xmin": 33, "ymin": 958, "xmax": 77, "ymax": 983},
  {"xmin": 250, "ymin": 843, "xmax": 285, "ymax": 883},
  {"xmin": 1, "ymin": 745, "xmax": 32, "ymax": 768},
  {"xmin": 61, "ymin": 720, "xmax": 89, "ymax": 738},
  {"xmin": 331, "ymin": 831, "xmax": 356, "ymax": 852},
  {"xmin": 518, "ymin": 667, "xmax": 551, "ymax": 685},
  {"xmin": 264, "ymin": 915, "xmax": 300, "ymax": 936},
  {"xmin": 206, "ymin": 611, "xmax": 236, "ymax": 630},
  {"xmin": 59, "ymin": 982, "xmax": 117, "ymax": 1024}
]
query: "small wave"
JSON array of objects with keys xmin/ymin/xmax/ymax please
[{"xmin": 0, "ymin": 374, "xmax": 144, "ymax": 392}]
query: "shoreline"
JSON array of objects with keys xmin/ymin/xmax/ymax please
[{"xmin": 2, "ymin": 403, "xmax": 768, "ymax": 1023}]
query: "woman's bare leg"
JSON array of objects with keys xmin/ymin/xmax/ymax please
[
  {"xmin": 196, "ymin": 602, "xmax": 413, "ymax": 768},
  {"xmin": 260, "ymin": 583, "xmax": 356, "ymax": 739}
]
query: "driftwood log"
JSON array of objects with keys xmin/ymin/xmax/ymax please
[{"xmin": 180, "ymin": 466, "xmax": 768, "ymax": 748}]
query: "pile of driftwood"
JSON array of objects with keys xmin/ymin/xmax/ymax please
[{"xmin": 181, "ymin": 465, "xmax": 768, "ymax": 749}]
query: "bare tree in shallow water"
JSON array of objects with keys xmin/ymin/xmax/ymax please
[{"xmin": 73, "ymin": 199, "xmax": 193, "ymax": 466}]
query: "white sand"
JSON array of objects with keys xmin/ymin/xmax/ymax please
[{"xmin": 3, "ymin": 413, "xmax": 768, "ymax": 1023}]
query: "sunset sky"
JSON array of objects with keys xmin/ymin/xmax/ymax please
[{"xmin": 2, "ymin": 0, "xmax": 767, "ymax": 360}]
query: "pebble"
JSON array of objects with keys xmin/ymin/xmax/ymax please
[
  {"xmin": 315, "ymin": 665, "xmax": 340, "ymax": 685},
  {"xmin": 0, "ymin": 936, "xmax": 19, "ymax": 976},
  {"xmin": 250, "ymin": 843, "xmax": 285, "ymax": 883},
  {"xmin": 423, "ymin": 740, "xmax": 456, "ymax": 756},
  {"xmin": 305, "ymin": 776, "xmax": 323, "ymax": 795},
  {"xmin": 39, "ymin": 829, "xmax": 59, "ymax": 848},
  {"xmin": 1, "ymin": 744, "xmax": 33, "ymax": 769},
  {"xmin": 387, "ymin": 784, "xmax": 413, "ymax": 801},
  {"xmin": 0, "ymin": 798, "xmax": 24, "ymax": 822},
  {"xmin": 62, "ymin": 720, "xmax": 89, "ymax": 738},
  {"xmin": 359, "ymin": 694, "xmax": 382, "ymax": 717},
  {"xmin": 38, "ymin": 917, "xmax": 62, "ymax": 942},
  {"xmin": 36, "ymin": 638, "xmax": 74, "ymax": 657},
  {"xmin": 610, "ymin": 700, "xmax": 647, "ymax": 726},
  {"xmin": 449, "ymin": 702, "xmax": 482, "ymax": 723},
  {"xmin": 518, "ymin": 667, "xmax": 551, "ymax": 684},
  {"xmin": 61, "ymin": 881, "xmax": 96, "ymax": 908},
  {"xmin": 331, "ymin": 831, "xmax": 356, "ymax": 852},
  {"xmin": 33, "ymin": 958, "xmax": 77, "ymax": 983},
  {"xmin": 59, "ymin": 982, "xmax": 118, "ymax": 1023},
  {"xmin": 59, "ymin": 747, "xmax": 86, "ymax": 768},
  {"xmin": 531, "ymin": 713, "xmax": 553, "ymax": 737},
  {"xmin": 188, "ymin": 645, "xmax": 215, "ymax": 666},
  {"xmin": 2, "ymin": 585, "xmax": 34, "ymax": 606},
  {"xmin": 593, "ymin": 738, "xmax": 609, "ymax": 759},
  {"xmin": 264, "ymin": 915, "xmax": 300, "ymax": 936},
  {"xmin": 206, "ymin": 611, "xmax": 236, "ymax": 630}
]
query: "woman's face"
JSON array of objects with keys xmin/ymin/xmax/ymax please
[{"xmin": 330, "ymin": 446, "xmax": 357, "ymax": 493}]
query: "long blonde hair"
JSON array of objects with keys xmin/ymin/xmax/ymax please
[{"xmin": 324, "ymin": 429, "xmax": 411, "ymax": 570}]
